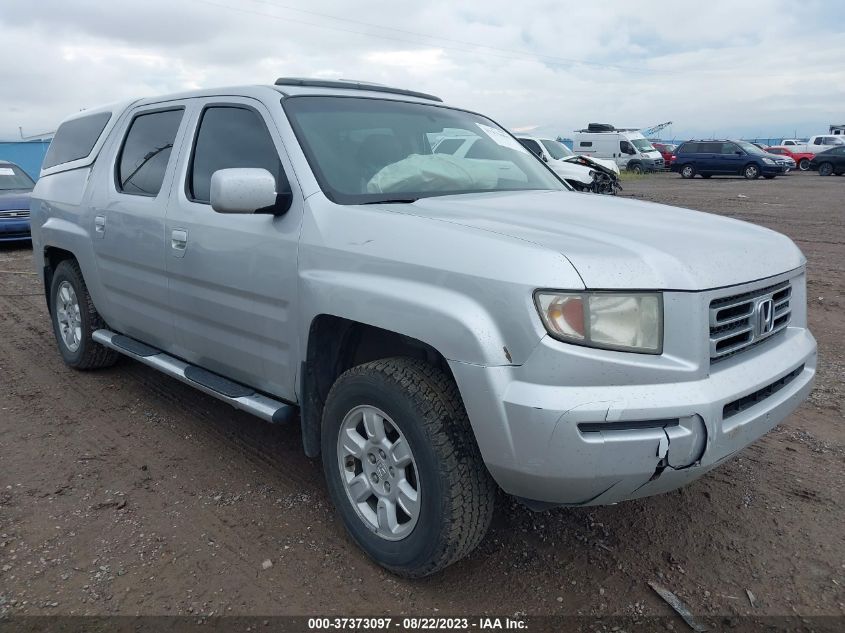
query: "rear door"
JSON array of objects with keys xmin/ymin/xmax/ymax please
[
  {"xmin": 164, "ymin": 97, "xmax": 303, "ymax": 400},
  {"xmin": 90, "ymin": 103, "xmax": 188, "ymax": 348},
  {"xmin": 695, "ymin": 142, "xmax": 723, "ymax": 173}
]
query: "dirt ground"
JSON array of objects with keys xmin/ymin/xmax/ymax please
[{"xmin": 1, "ymin": 171, "xmax": 843, "ymax": 625}]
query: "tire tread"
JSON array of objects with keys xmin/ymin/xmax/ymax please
[
  {"xmin": 52, "ymin": 260, "xmax": 119, "ymax": 370},
  {"xmin": 329, "ymin": 357, "xmax": 495, "ymax": 577}
]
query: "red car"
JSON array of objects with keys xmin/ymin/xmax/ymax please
[
  {"xmin": 766, "ymin": 146, "xmax": 814, "ymax": 171},
  {"xmin": 652, "ymin": 142, "xmax": 677, "ymax": 167}
]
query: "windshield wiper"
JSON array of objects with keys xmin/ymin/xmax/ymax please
[{"xmin": 361, "ymin": 198, "xmax": 418, "ymax": 204}]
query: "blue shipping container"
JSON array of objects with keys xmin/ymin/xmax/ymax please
[{"xmin": 0, "ymin": 141, "xmax": 51, "ymax": 180}]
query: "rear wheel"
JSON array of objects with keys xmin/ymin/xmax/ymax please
[
  {"xmin": 49, "ymin": 260, "xmax": 119, "ymax": 369},
  {"xmin": 818, "ymin": 162, "xmax": 834, "ymax": 176},
  {"xmin": 701, "ymin": 174, "xmax": 712, "ymax": 179},
  {"xmin": 322, "ymin": 358, "xmax": 495, "ymax": 577},
  {"xmin": 680, "ymin": 164, "xmax": 696, "ymax": 179},
  {"xmin": 763, "ymin": 175, "xmax": 776, "ymax": 179},
  {"xmin": 798, "ymin": 158, "xmax": 810, "ymax": 171},
  {"xmin": 743, "ymin": 163, "xmax": 760, "ymax": 180}
]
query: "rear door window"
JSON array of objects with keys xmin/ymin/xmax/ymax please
[
  {"xmin": 116, "ymin": 108, "xmax": 184, "ymax": 196},
  {"xmin": 519, "ymin": 139, "xmax": 543, "ymax": 156},
  {"xmin": 43, "ymin": 112, "xmax": 112, "ymax": 169},
  {"xmin": 678, "ymin": 143, "xmax": 699, "ymax": 153},
  {"xmin": 188, "ymin": 105, "xmax": 287, "ymax": 204}
]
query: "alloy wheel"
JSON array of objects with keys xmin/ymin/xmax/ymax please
[
  {"xmin": 337, "ymin": 405, "xmax": 421, "ymax": 541},
  {"xmin": 55, "ymin": 281, "xmax": 82, "ymax": 352}
]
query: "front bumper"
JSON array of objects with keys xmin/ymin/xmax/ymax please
[
  {"xmin": 762, "ymin": 163, "xmax": 789, "ymax": 175},
  {"xmin": 0, "ymin": 218, "xmax": 31, "ymax": 242},
  {"xmin": 451, "ymin": 323, "xmax": 816, "ymax": 507}
]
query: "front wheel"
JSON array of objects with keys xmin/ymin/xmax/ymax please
[
  {"xmin": 798, "ymin": 158, "xmax": 810, "ymax": 171},
  {"xmin": 818, "ymin": 162, "xmax": 834, "ymax": 176},
  {"xmin": 49, "ymin": 260, "xmax": 119, "ymax": 369},
  {"xmin": 322, "ymin": 358, "xmax": 496, "ymax": 577},
  {"xmin": 680, "ymin": 164, "xmax": 696, "ymax": 179},
  {"xmin": 628, "ymin": 163, "xmax": 643, "ymax": 175},
  {"xmin": 743, "ymin": 164, "xmax": 761, "ymax": 179}
]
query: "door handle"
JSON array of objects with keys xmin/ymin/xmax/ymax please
[
  {"xmin": 94, "ymin": 215, "xmax": 106, "ymax": 234},
  {"xmin": 171, "ymin": 229, "xmax": 188, "ymax": 252}
]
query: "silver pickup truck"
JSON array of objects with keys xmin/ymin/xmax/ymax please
[{"xmin": 30, "ymin": 78, "xmax": 817, "ymax": 577}]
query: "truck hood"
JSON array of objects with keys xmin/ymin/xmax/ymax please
[
  {"xmin": 0, "ymin": 190, "xmax": 31, "ymax": 211},
  {"xmin": 547, "ymin": 160, "xmax": 593, "ymax": 185},
  {"xmin": 395, "ymin": 190, "xmax": 804, "ymax": 290},
  {"xmin": 563, "ymin": 155, "xmax": 620, "ymax": 175}
]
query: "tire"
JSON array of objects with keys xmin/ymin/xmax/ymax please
[
  {"xmin": 743, "ymin": 163, "xmax": 761, "ymax": 180},
  {"xmin": 798, "ymin": 158, "xmax": 810, "ymax": 171},
  {"xmin": 321, "ymin": 357, "xmax": 495, "ymax": 577},
  {"xmin": 628, "ymin": 163, "xmax": 643, "ymax": 175},
  {"xmin": 49, "ymin": 259, "xmax": 119, "ymax": 370},
  {"xmin": 818, "ymin": 162, "xmax": 834, "ymax": 177},
  {"xmin": 680, "ymin": 164, "xmax": 696, "ymax": 179}
]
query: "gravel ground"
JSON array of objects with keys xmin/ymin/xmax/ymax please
[{"xmin": 0, "ymin": 170, "xmax": 842, "ymax": 626}]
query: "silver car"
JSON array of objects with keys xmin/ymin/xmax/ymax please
[{"xmin": 30, "ymin": 79, "xmax": 817, "ymax": 577}]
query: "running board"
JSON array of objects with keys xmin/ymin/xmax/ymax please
[{"xmin": 92, "ymin": 329, "xmax": 296, "ymax": 424}]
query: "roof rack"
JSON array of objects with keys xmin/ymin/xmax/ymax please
[{"xmin": 274, "ymin": 78, "xmax": 442, "ymax": 102}]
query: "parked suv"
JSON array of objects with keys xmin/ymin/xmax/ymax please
[
  {"xmin": 31, "ymin": 80, "xmax": 817, "ymax": 577},
  {"xmin": 809, "ymin": 146, "xmax": 845, "ymax": 176},
  {"xmin": 672, "ymin": 140, "xmax": 791, "ymax": 179}
]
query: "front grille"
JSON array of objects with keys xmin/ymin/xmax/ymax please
[
  {"xmin": 709, "ymin": 281, "xmax": 791, "ymax": 362},
  {"xmin": 723, "ymin": 364, "xmax": 803, "ymax": 419},
  {"xmin": 0, "ymin": 209, "xmax": 29, "ymax": 219}
]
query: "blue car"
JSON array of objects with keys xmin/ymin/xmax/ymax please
[
  {"xmin": 0, "ymin": 161, "xmax": 34, "ymax": 242},
  {"xmin": 671, "ymin": 140, "xmax": 791, "ymax": 180}
]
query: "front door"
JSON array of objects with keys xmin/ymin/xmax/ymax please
[
  {"xmin": 165, "ymin": 98, "xmax": 302, "ymax": 400},
  {"xmin": 719, "ymin": 142, "xmax": 745, "ymax": 175},
  {"xmin": 90, "ymin": 104, "xmax": 188, "ymax": 348}
]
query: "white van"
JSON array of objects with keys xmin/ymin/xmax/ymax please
[{"xmin": 573, "ymin": 124, "xmax": 664, "ymax": 173}]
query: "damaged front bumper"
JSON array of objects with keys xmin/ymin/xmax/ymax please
[{"xmin": 450, "ymin": 325, "xmax": 816, "ymax": 508}]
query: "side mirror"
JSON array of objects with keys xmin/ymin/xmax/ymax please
[
  {"xmin": 735, "ymin": 151, "xmax": 743, "ymax": 155},
  {"xmin": 542, "ymin": 154, "xmax": 549, "ymax": 162},
  {"xmin": 210, "ymin": 168, "xmax": 289, "ymax": 215}
]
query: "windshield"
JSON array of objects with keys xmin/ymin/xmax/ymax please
[
  {"xmin": 540, "ymin": 139, "xmax": 574, "ymax": 160},
  {"xmin": 735, "ymin": 141, "xmax": 767, "ymax": 155},
  {"xmin": 0, "ymin": 164, "xmax": 35, "ymax": 191},
  {"xmin": 283, "ymin": 96, "xmax": 566, "ymax": 204},
  {"xmin": 630, "ymin": 138, "xmax": 656, "ymax": 153}
]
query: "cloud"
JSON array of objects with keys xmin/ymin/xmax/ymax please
[{"xmin": 0, "ymin": 0, "xmax": 843, "ymax": 140}]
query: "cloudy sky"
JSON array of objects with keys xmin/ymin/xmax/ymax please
[{"xmin": 1, "ymin": 0, "xmax": 843, "ymax": 141}]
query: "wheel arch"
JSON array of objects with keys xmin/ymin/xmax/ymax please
[
  {"xmin": 300, "ymin": 315, "xmax": 458, "ymax": 458},
  {"xmin": 42, "ymin": 246, "xmax": 78, "ymax": 309}
]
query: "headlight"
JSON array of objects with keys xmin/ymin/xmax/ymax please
[
  {"xmin": 534, "ymin": 291, "xmax": 663, "ymax": 354},
  {"xmin": 762, "ymin": 158, "xmax": 775, "ymax": 165}
]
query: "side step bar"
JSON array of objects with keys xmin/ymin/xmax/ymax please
[{"xmin": 92, "ymin": 329, "xmax": 296, "ymax": 424}]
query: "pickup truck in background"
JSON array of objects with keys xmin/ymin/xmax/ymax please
[{"xmin": 781, "ymin": 135, "xmax": 845, "ymax": 154}]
